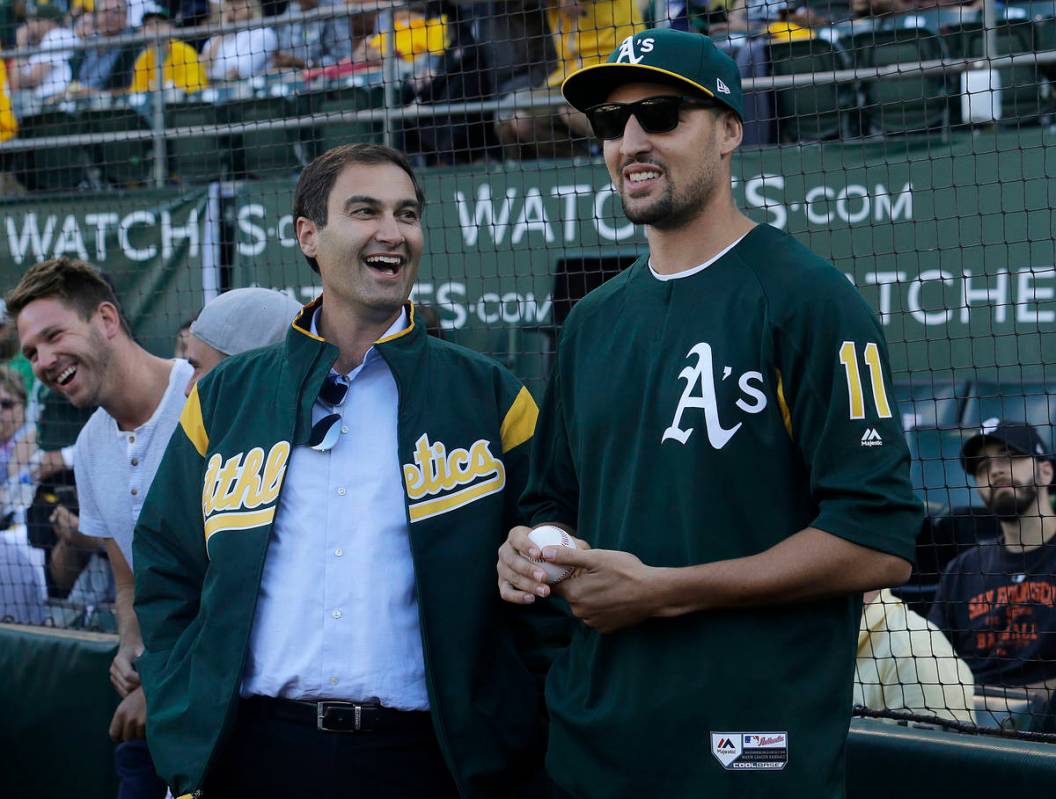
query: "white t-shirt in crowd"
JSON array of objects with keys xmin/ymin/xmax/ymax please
[
  {"xmin": 25, "ymin": 26, "xmax": 80, "ymax": 98},
  {"xmin": 75, "ymin": 359, "xmax": 193, "ymax": 570},
  {"xmin": 206, "ymin": 27, "xmax": 277, "ymax": 81}
]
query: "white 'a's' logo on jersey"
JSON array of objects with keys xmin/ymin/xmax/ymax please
[
  {"xmin": 662, "ymin": 342, "xmax": 768, "ymax": 449},
  {"xmin": 616, "ymin": 35, "xmax": 655, "ymax": 65}
]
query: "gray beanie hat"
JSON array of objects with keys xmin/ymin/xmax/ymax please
[{"xmin": 190, "ymin": 288, "xmax": 303, "ymax": 356}]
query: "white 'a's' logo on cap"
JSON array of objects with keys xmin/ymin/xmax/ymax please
[
  {"xmin": 616, "ymin": 35, "xmax": 655, "ymax": 64},
  {"xmin": 717, "ymin": 78, "xmax": 731, "ymax": 95}
]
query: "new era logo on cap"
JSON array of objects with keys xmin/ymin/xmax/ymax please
[{"xmin": 717, "ymin": 78, "xmax": 731, "ymax": 95}]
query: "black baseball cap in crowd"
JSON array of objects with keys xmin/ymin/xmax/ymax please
[
  {"xmin": 960, "ymin": 418, "xmax": 1052, "ymax": 475},
  {"xmin": 561, "ymin": 28, "xmax": 743, "ymax": 120}
]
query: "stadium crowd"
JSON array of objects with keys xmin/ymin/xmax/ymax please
[{"xmin": 0, "ymin": 0, "xmax": 1036, "ymax": 183}]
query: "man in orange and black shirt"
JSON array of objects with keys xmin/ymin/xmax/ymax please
[{"xmin": 930, "ymin": 420, "xmax": 1056, "ymax": 689}]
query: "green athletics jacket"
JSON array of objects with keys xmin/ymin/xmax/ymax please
[{"xmin": 133, "ymin": 300, "xmax": 569, "ymax": 798}]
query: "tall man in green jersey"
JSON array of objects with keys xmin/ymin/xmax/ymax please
[{"xmin": 497, "ymin": 29, "xmax": 923, "ymax": 798}]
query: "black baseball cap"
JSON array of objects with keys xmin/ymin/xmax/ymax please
[
  {"xmin": 960, "ymin": 419, "xmax": 1051, "ymax": 475},
  {"xmin": 561, "ymin": 29, "xmax": 743, "ymax": 120}
]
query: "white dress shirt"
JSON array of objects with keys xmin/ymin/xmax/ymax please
[{"xmin": 241, "ymin": 308, "xmax": 430, "ymax": 710}]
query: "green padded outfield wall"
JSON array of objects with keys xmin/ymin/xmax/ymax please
[
  {"xmin": 230, "ymin": 128, "xmax": 1056, "ymax": 393},
  {"xmin": 0, "ymin": 624, "xmax": 119, "ymax": 796}
]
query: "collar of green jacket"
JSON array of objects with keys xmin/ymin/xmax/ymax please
[{"xmin": 284, "ymin": 297, "xmax": 424, "ymax": 446}]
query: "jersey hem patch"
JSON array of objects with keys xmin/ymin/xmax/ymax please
[{"xmin": 710, "ymin": 731, "xmax": 788, "ymax": 770}]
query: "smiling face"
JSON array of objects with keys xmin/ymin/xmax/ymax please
[
  {"xmin": 973, "ymin": 441, "xmax": 1053, "ymax": 518},
  {"xmin": 16, "ymin": 297, "xmax": 117, "ymax": 408},
  {"xmin": 295, "ymin": 162, "xmax": 424, "ymax": 323},
  {"xmin": 602, "ymin": 81, "xmax": 740, "ymax": 231}
]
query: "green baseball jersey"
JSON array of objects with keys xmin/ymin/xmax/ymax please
[{"xmin": 522, "ymin": 224, "xmax": 922, "ymax": 798}]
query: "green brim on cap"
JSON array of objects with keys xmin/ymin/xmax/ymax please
[{"xmin": 562, "ymin": 62, "xmax": 716, "ymax": 113}]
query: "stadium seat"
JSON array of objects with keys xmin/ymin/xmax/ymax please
[
  {"xmin": 849, "ymin": 29, "xmax": 950, "ymax": 135},
  {"xmin": 893, "ymin": 379, "xmax": 968, "ymax": 431},
  {"xmin": 907, "ymin": 427, "xmax": 978, "ymax": 512},
  {"xmin": 14, "ymin": 111, "xmax": 88, "ymax": 192},
  {"xmin": 219, "ymin": 95, "xmax": 312, "ymax": 180},
  {"xmin": 768, "ymin": 39, "xmax": 856, "ymax": 142},
  {"xmin": 80, "ymin": 106, "xmax": 153, "ymax": 187},
  {"xmin": 164, "ymin": 99, "xmax": 228, "ymax": 184},
  {"xmin": 303, "ymin": 83, "xmax": 387, "ymax": 162},
  {"xmin": 947, "ymin": 23, "xmax": 1051, "ymax": 124}
]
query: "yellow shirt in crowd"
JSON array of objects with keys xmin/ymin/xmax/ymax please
[
  {"xmin": 368, "ymin": 12, "xmax": 448, "ymax": 62},
  {"xmin": 0, "ymin": 59, "xmax": 17, "ymax": 143},
  {"xmin": 855, "ymin": 589, "xmax": 976, "ymax": 723},
  {"xmin": 546, "ymin": 0, "xmax": 643, "ymax": 88},
  {"xmin": 131, "ymin": 41, "xmax": 209, "ymax": 93}
]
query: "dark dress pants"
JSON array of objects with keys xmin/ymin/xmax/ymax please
[{"xmin": 204, "ymin": 698, "xmax": 461, "ymax": 799}]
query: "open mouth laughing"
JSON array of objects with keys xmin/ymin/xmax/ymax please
[{"xmin": 364, "ymin": 254, "xmax": 405, "ymax": 277}]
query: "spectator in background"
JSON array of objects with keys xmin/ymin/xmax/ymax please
[
  {"xmin": 6, "ymin": 257, "xmax": 192, "ymax": 799},
  {"xmin": 0, "ymin": 366, "xmax": 36, "ymax": 483},
  {"xmin": 182, "ymin": 287, "xmax": 302, "ymax": 395},
  {"xmin": 494, "ymin": 0, "xmax": 642, "ymax": 159},
  {"xmin": 173, "ymin": 317, "xmax": 194, "ymax": 358},
  {"xmin": 856, "ymin": 588, "xmax": 975, "ymax": 722},
  {"xmin": 0, "ymin": 57, "xmax": 17, "ymax": 195},
  {"xmin": 930, "ymin": 420, "xmax": 1056, "ymax": 692},
  {"xmin": 273, "ymin": 0, "xmax": 351, "ymax": 71},
  {"xmin": 129, "ymin": 2, "xmax": 207, "ymax": 93},
  {"xmin": 8, "ymin": 4, "xmax": 80, "ymax": 99},
  {"xmin": 202, "ymin": 0, "xmax": 277, "ymax": 81},
  {"xmin": 75, "ymin": 0, "xmax": 139, "ymax": 92}
]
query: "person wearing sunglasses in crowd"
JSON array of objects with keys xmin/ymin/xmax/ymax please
[
  {"xmin": 496, "ymin": 29, "xmax": 922, "ymax": 798},
  {"xmin": 132, "ymin": 143, "xmax": 569, "ymax": 798},
  {"xmin": 6, "ymin": 258, "xmax": 192, "ymax": 799}
]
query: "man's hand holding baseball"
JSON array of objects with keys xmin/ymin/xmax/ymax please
[{"xmin": 543, "ymin": 546, "xmax": 667, "ymax": 634}]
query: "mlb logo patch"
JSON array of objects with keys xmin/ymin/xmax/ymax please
[{"xmin": 711, "ymin": 732, "xmax": 788, "ymax": 770}]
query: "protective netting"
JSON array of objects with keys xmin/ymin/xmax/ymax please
[{"xmin": 0, "ymin": 0, "xmax": 1055, "ymax": 743}]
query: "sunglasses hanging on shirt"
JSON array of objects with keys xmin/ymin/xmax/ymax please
[
  {"xmin": 585, "ymin": 95, "xmax": 718, "ymax": 140},
  {"xmin": 308, "ymin": 374, "xmax": 351, "ymax": 452}
]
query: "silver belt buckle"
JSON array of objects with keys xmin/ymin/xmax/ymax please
[{"xmin": 316, "ymin": 700, "xmax": 361, "ymax": 733}]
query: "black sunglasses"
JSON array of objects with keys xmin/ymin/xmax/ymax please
[
  {"xmin": 585, "ymin": 95, "xmax": 716, "ymax": 140},
  {"xmin": 307, "ymin": 374, "xmax": 350, "ymax": 452}
]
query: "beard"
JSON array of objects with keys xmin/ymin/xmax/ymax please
[
  {"xmin": 985, "ymin": 483, "xmax": 1038, "ymax": 519},
  {"xmin": 619, "ymin": 158, "xmax": 716, "ymax": 231}
]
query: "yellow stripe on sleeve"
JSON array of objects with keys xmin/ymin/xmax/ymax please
[
  {"xmin": 500, "ymin": 386, "xmax": 538, "ymax": 454},
  {"xmin": 776, "ymin": 370, "xmax": 793, "ymax": 441},
  {"xmin": 180, "ymin": 384, "xmax": 209, "ymax": 457}
]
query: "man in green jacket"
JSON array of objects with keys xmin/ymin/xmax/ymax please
[{"xmin": 134, "ymin": 144, "xmax": 566, "ymax": 798}]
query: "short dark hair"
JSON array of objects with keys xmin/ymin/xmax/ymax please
[
  {"xmin": 292, "ymin": 144, "xmax": 426, "ymax": 273},
  {"xmin": 5, "ymin": 257, "xmax": 131, "ymax": 336}
]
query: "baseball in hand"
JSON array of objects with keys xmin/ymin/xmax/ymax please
[{"xmin": 527, "ymin": 525, "xmax": 577, "ymax": 584}]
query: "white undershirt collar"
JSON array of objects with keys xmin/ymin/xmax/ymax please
[{"xmin": 648, "ymin": 231, "xmax": 750, "ymax": 282}]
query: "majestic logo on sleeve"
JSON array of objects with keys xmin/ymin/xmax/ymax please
[
  {"xmin": 662, "ymin": 342, "xmax": 768, "ymax": 449},
  {"xmin": 402, "ymin": 434, "xmax": 506, "ymax": 522},
  {"xmin": 201, "ymin": 441, "xmax": 291, "ymax": 550},
  {"xmin": 616, "ymin": 35, "xmax": 655, "ymax": 64}
]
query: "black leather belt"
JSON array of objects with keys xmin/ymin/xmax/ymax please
[{"xmin": 241, "ymin": 696, "xmax": 432, "ymax": 734}]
